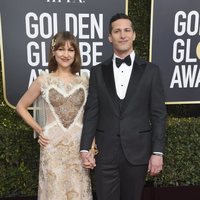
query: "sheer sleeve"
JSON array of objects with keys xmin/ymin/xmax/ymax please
[
  {"xmin": 33, "ymin": 95, "xmax": 47, "ymax": 138},
  {"xmin": 32, "ymin": 73, "xmax": 48, "ymax": 138}
]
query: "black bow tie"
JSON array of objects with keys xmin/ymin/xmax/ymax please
[{"xmin": 115, "ymin": 55, "xmax": 131, "ymax": 68}]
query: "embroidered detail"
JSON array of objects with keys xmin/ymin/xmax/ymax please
[{"xmin": 48, "ymin": 87, "xmax": 85, "ymax": 129}]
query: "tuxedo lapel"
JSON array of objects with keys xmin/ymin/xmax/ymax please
[
  {"xmin": 102, "ymin": 58, "xmax": 119, "ymax": 106},
  {"xmin": 121, "ymin": 57, "xmax": 146, "ymax": 112}
]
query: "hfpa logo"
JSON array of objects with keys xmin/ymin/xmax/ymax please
[{"xmin": 46, "ymin": 0, "xmax": 86, "ymax": 3}]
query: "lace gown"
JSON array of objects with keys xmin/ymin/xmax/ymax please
[{"xmin": 36, "ymin": 72, "xmax": 92, "ymax": 200}]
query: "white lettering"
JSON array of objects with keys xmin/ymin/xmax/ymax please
[
  {"xmin": 65, "ymin": 13, "xmax": 78, "ymax": 36},
  {"xmin": 170, "ymin": 65, "xmax": 183, "ymax": 88},
  {"xmin": 27, "ymin": 42, "xmax": 40, "ymax": 66},
  {"xmin": 185, "ymin": 39, "xmax": 197, "ymax": 62},
  {"xmin": 25, "ymin": 12, "xmax": 39, "ymax": 38},
  {"xmin": 194, "ymin": 69, "xmax": 200, "ymax": 87},
  {"xmin": 173, "ymin": 39, "xmax": 197, "ymax": 63},
  {"xmin": 187, "ymin": 11, "xmax": 199, "ymax": 36},
  {"xmin": 174, "ymin": 11, "xmax": 186, "ymax": 36},
  {"xmin": 91, "ymin": 14, "xmax": 103, "ymax": 39},
  {"xmin": 170, "ymin": 65, "xmax": 200, "ymax": 88},
  {"xmin": 65, "ymin": 13, "xmax": 103, "ymax": 39},
  {"xmin": 92, "ymin": 42, "xmax": 103, "ymax": 65},
  {"xmin": 173, "ymin": 39, "xmax": 185, "ymax": 63},
  {"xmin": 27, "ymin": 42, "xmax": 48, "ymax": 67},
  {"xmin": 28, "ymin": 69, "xmax": 49, "ymax": 87},
  {"xmin": 182, "ymin": 65, "xmax": 197, "ymax": 87},
  {"xmin": 79, "ymin": 42, "xmax": 103, "ymax": 66},
  {"xmin": 79, "ymin": 14, "xmax": 90, "ymax": 39},
  {"xmin": 25, "ymin": 12, "xmax": 57, "ymax": 39},
  {"xmin": 79, "ymin": 42, "xmax": 91, "ymax": 66},
  {"xmin": 174, "ymin": 10, "xmax": 200, "ymax": 36}
]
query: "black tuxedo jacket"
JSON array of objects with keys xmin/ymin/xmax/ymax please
[{"xmin": 80, "ymin": 56, "xmax": 167, "ymax": 165}]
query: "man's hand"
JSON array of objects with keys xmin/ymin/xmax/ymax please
[
  {"xmin": 80, "ymin": 151, "xmax": 96, "ymax": 169},
  {"xmin": 148, "ymin": 154, "xmax": 163, "ymax": 176}
]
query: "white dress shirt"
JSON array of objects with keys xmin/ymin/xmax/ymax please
[{"xmin": 113, "ymin": 51, "xmax": 135, "ymax": 99}]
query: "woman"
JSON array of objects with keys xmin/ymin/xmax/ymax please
[{"xmin": 16, "ymin": 31, "xmax": 93, "ymax": 200}]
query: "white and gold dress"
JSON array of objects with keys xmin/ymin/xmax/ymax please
[{"xmin": 35, "ymin": 72, "xmax": 92, "ymax": 200}]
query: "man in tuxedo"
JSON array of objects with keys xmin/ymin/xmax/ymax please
[{"xmin": 80, "ymin": 13, "xmax": 167, "ymax": 200}]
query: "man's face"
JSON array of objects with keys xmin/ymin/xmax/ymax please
[{"xmin": 108, "ymin": 19, "xmax": 136, "ymax": 56}]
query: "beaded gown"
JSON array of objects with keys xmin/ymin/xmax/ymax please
[{"xmin": 35, "ymin": 72, "xmax": 92, "ymax": 200}]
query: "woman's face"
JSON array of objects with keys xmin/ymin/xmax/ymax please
[{"xmin": 53, "ymin": 41, "xmax": 75, "ymax": 70}]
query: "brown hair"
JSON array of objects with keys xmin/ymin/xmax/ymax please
[
  {"xmin": 109, "ymin": 13, "xmax": 135, "ymax": 34},
  {"xmin": 48, "ymin": 31, "xmax": 81, "ymax": 74}
]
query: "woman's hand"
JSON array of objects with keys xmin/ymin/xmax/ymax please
[
  {"xmin": 37, "ymin": 130, "xmax": 49, "ymax": 147},
  {"xmin": 80, "ymin": 151, "xmax": 96, "ymax": 169}
]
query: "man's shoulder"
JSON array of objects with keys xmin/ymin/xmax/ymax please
[
  {"xmin": 91, "ymin": 57, "xmax": 113, "ymax": 71},
  {"xmin": 135, "ymin": 56, "xmax": 159, "ymax": 70}
]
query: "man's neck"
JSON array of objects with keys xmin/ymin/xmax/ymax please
[{"xmin": 114, "ymin": 49, "xmax": 134, "ymax": 59}]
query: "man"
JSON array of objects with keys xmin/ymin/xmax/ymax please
[{"xmin": 80, "ymin": 13, "xmax": 167, "ymax": 200}]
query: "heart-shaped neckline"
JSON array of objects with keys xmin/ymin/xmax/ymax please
[{"xmin": 47, "ymin": 85, "xmax": 86, "ymax": 131}]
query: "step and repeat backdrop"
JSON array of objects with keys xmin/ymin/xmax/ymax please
[
  {"xmin": 150, "ymin": 0, "xmax": 200, "ymax": 104},
  {"xmin": 2, "ymin": 0, "xmax": 199, "ymax": 107},
  {"xmin": 0, "ymin": 0, "xmax": 127, "ymax": 108}
]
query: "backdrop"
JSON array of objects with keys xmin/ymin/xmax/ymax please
[
  {"xmin": 150, "ymin": 0, "xmax": 200, "ymax": 104},
  {"xmin": 0, "ymin": 0, "xmax": 127, "ymax": 108}
]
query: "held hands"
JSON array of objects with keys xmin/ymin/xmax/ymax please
[
  {"xmin": 148, "ymin": 154, "xmax": 163, "ymax": 176},
  {"xmin": 80, "ymin": 151, "xmax": 96, "ymax": 169}
]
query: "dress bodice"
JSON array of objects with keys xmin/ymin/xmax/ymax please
[{"xmin": 36, "ymin": 72, "xmax": 88, "ymax": 132}]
